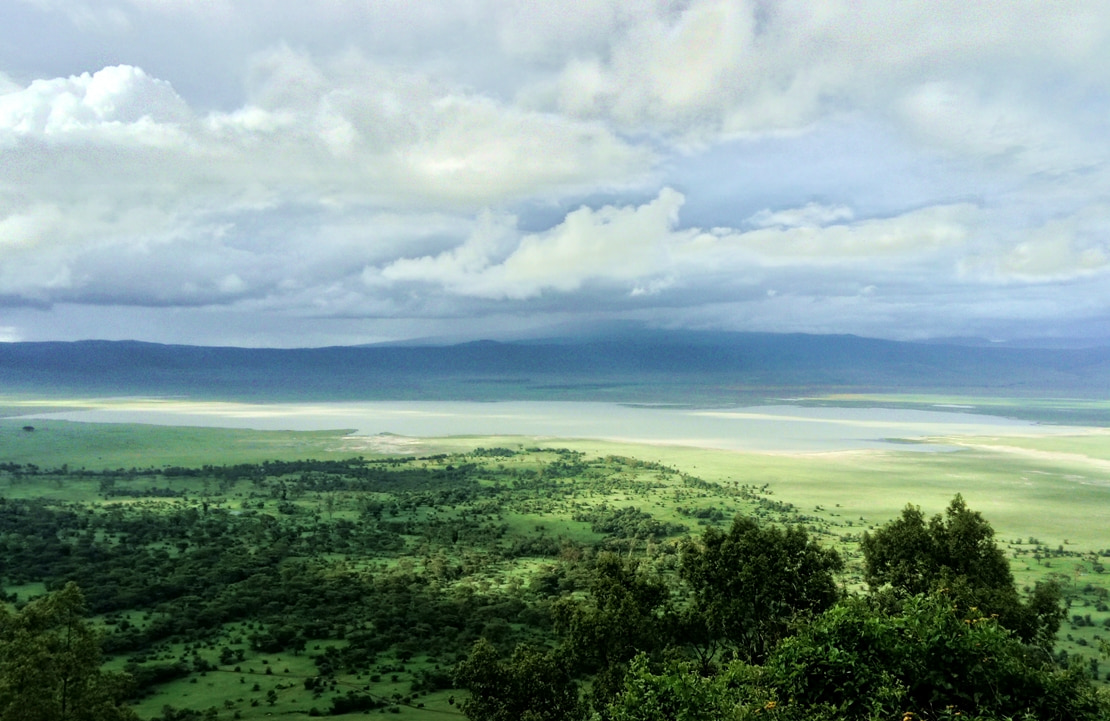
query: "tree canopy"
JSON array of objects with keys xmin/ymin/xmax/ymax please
[
  {"xmin": 553, "ymin": 553, "xmax": 676, "ymax": 709},
  {"xmin": 680, "ymin": 515, "xmax": 843, "ymax": 662},
  {"xmin": 861, "ymin": 494, "xmax": 1012, "ymax": 592},
  {"xmin": 606, "ymin": 593, "xmax": 1106, "ymax": 721},
  {"xmin": 0, "ymin": 583, "xmax": 138, "ymax": 721},
  {"xmin": 861, "ymin": 494, "xmax": 1064, "ymax": 644},
  {"xmin": 458, "ymin": 498, "xmax": 1106, "ymax": 721},
  {"xmin": 454, "ymin": 638, "xmax": 582, "ymax": 721}
]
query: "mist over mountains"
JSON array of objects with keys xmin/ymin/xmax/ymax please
[{"xmin": 3, "ymin": 332, "xmax": 1108, "ymax": 406}]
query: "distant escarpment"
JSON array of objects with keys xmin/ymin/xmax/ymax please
[{"xmin": 2, "ymin": 332, "xmax": 1108, "ymax": 407}]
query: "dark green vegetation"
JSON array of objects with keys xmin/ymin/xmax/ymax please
[
  {"xmin": 605, "ymin": 592, "xmax": 1104, "ymax": 721},
  {"xmin": 861, "ymin": 496, "xmax": 1065, "ymax": 645},
  {"xmin": 3, "ymin": 334, "xmax": 1110, "ymax": 419},
  {"xmin": 465, "ymin": 499, "xmax": 1102, "ymax": 721},
  {"xmin": 1, "ymin": 583, "xmax": 138, "ymax": 720},
  {"xmin": 2, "ymin": 442, "xmax": 1108, "ymax": 720}
]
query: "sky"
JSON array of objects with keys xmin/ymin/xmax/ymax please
[{"xmin": 1, "ymin": 1, "xmax": 1109, "ymax": 347}]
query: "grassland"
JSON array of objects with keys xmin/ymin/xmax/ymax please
[
  {"xmin": 810, "ymin": 392, "xmax": 1110, "ymax": 426},
  {"xmin": 0, "ymin": 416, "xmax": 360, "ymax": 469},
  {"xmin": 2, "ymin": 397, "xmax": 1109, "ymax": 719}
]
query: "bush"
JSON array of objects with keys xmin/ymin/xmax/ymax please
[
  {"xmin": 606, "ymin": 593, "xmax": 1110, "ymax": 721},
  {"xmin": 328, "ymin": 690, "xmax": 381, "ymax": 715},
  {"xmin": 767, "ymin": 593, "xmax": 1108, "ymax": 720}
]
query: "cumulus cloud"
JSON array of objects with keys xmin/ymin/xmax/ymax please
[
  {"xmin": 2, "ymin": 52, "xmax": 652, "ymax": 205},
  {"xmin": 2, "ymin": 51, "xmax": 648, "ymax": 201},
  {"xmin": 960, "ymin": 205, "xmax": 1110, "ymax": 282},
  {"xmin": 733, "ymin": 204, "xmax": 973, "ymax": 262},
  {"xmin": 2, "ymin": 1, "xmax": 1109, "ymax": 343},
  {"xmin": 375, "ymin": 189, "xmax": 975, "ymax": 302},
  {"xmin": 382, "ymin": 188, "xmax": 686, "ymax": 299},
  {"xmin": 747, "ymin": 203, "xmax": 854, "ymax": 229},
  {"xmin": 0, "ymin": 73, "xmax": 19, "ymax": 95},
  {"xmin": 0, "ymin": 193, "xmax": 487, "ymax": 309},
  {"xmin": 535, "ymin": 2, "xmax": 1110, "ymax": 131},
  {"xmin": 0, "ymin": 53, "xmax": 654, "ymax": 308},
  {"xmin": 0, "ymin": 65, "xmax": 188, "ymax": 144}
]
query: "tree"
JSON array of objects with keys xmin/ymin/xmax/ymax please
[
  {"xmin": 454, "ymin": 639, "xmax": 583, "ymax": 721},
  {"xmin": 554, "ymin": 553, "xmax": 672, "ymax": 670},
  {"xmin": 862, "ymin": 495, "xmax": 1064, "ymax": 644},
  {"xmin": 862, "ymin": 495, "xmax": 1010, "ymax": 593},
  {"xmin": 602, "ymin": 654, "xmax": 783, "ymax": 721},
  {"xmin": 0, "ymin": 583, "xmax": 138, "ymax": 721},
  {"xmin": 552, "ymin": 553, "xmax": 675, "ymax": 711},
  {"xmin": 767, "ymin": 593, "xmax": 1106, "ymax": 721},
  {"xmin": 679, "ymin": 516, "xmax": 842, "ymax": 662},
  {"xmin": 605, "ymin": 594, "xmax": 1110, "ymax": 721}
]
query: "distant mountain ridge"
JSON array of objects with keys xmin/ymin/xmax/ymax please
[{"xmin": 2, "ymin": 333, "xmax": 1109, "ymax": 404}]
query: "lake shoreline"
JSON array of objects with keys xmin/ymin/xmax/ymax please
[{"xmin": 13, "ymin": 397, "xmax": 1084, "ymax": 455}]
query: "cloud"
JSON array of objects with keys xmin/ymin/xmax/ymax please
[
  {"xmin": 728, "ymin": 204, "xmax": 973, "ymax": 263},
  {"xmin": 0, "ymin": 193, "xmax": 488, "ymax": 310},
  {"xmin": 960, "ymin": 205, "xmax": 1110, "ymax": 282},
  {"xmin": 12, "ymin": 0, "xmax": 131, "ymax": 31},
  {"xmin": 0, "ymin": 53, "xmax": 654, "ymax": 308},
  {"xmin": 747, "ymin": 203, "xmax": 854, "ymax": 229},
  {"xmin": 0, "ymin": 73, "xmax": 19, "ymax": 95},
  {"xmin": 376, "ymin": 189, "xmax": 976, "ymax": 301},
  {"xmin": 894, "ymin": 81, "xmax": 1096, "ymax": 176},
  {"xmin": 1, "ymin": 52, "xmax": 652, "ymax": 203},
  {"xmin": 3, "ymin": 1, "xmax": 1110, "ymax": 344},
  {"xmin": 0, "ymin": 65, "xmax": 188, "ymax": 146},
  {"xmin": 380, "ymin": 189, "xmax": 685, "ymax": 299},
  {"xmin": 527, "ymin": 1, "xmax": 1110, "ymax": 159}
]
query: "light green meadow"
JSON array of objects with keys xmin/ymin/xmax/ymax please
[{"xmin": 0, "ymin": 416, "xmax": 359, "ymax": 470}]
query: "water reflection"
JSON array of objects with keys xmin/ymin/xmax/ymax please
[{"xmin": 23, "ymin": 400, "xmax": 1068, "ymax": 453}]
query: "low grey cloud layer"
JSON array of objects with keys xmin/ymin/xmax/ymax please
[{"xmin": 1, "ymin": 1, "xmax": 1109, "ymax": 346}]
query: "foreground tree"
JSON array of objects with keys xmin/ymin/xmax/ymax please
[
  {"xmin": 861, "ymin": 495, "xmax": 1011, "ymax": 593},
  {"xmin": 604, "ymin": 654, "xmax": 784, "ymax": 721},
  {"xmin": 454, "ymin": 638, "xmax": 583, "ymax": 721},
  {"xmin": 0, "ymin": 583, "xmax": 138, "ymax": 721},
  {"xmin": 768, "ymin": 592, "xmax": 1105, "ymax": 720},
  {"xmin": 552, "ymin": 553, "xmax": 675, "ymax": 708},
  {"xmin": 861, "ymin": 495, "xmax": 1063, "ymax": 644},
  {"xmin": 680, "ymin": 516, "xmax": 843, "ymax": 662},
  {"xmin": 606, "ymin": 593, "xmax": 1109, "ymax": 721}
]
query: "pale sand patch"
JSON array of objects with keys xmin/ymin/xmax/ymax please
[
  {"xmin": 755, "ymin": 448, "xmax": 894, "ymax": 459},
  {"xmin": 334, "ymin": 434, "xmax": 427, "ymax": 455},
  {"xmin": 20, "ymin": 397, "xmax": 1089, "ymax": 455},
  {"xmin": 330, "ymin": 432, "xmax": 903, "ymax": 461},
  {"xmin": 932, "ymin": 438, "xmax": 1110, "ymax": 475}
]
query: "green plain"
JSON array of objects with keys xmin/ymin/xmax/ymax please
[{"xmin": 2, "ymin": 394, "xmax": 1109, "ymax": 718}]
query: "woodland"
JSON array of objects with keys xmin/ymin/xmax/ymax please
[{"xmin": 2, "ymin": 445, "xmax": 1109, "ymax": 721}]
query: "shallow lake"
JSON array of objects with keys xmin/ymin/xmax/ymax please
[{"xmin": 23, "ymin": 400, "xmax": 1076, "ymax": 453}]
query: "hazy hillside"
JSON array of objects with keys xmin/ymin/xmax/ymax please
[{"xmin": 3, "ymin": 332, "xmax": 1109, "ymax": 405}]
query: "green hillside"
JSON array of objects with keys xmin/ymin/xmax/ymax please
[{"xmin": 2, "ymin": 420, "xmax": 1109, "ymax": 720}]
